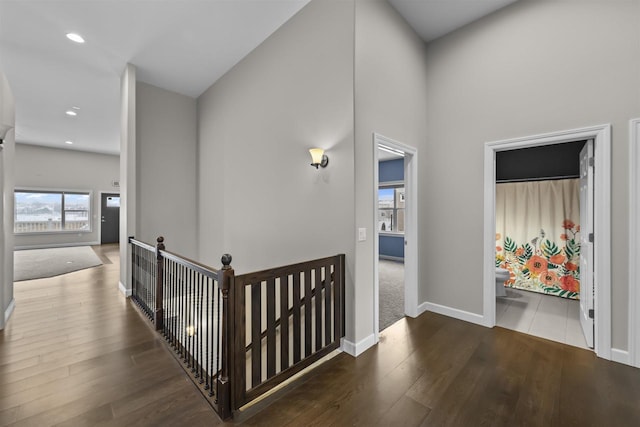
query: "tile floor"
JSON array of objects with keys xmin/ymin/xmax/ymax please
[{"xmin": 496, "ymin": 287, "xmax": 590, "ymax": 350}]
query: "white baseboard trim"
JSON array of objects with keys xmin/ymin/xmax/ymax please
[
  {"xmin": 3, "ymin": 298, "xmax": 16, "ymax": 328},
  {"xmin": 119, "ymin": 281, "xmax": 132, "ymax": 297},
  {"xmin": 421, "ymin": 301, "xmax": 487, "ymax": 327},
  {"xmin": 15, "ymin": 241, "xmax": 100, "ymax": 250},
  {"xmin": 611, "ymin": 348, "xmax": 631, "ymax": 366},
  {"xmin": 341, "ymin": 334, "xmax": 376, "ymax": 357},
  {"xmin": 417, "ymin": 301, "xmax": 429, "ymax": 316}
]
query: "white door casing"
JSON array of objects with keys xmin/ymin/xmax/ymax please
[
  {"xmin": 629, "ymin": 118, "xmax": 640, "ymax": 368},
  {"xmin": 579, "ymin": 140, "xmax": 595, "ymax": 348},
  {"xmin": 484, "ymin": 124, "xmax": 611, "ymax": 360},
  {"xmin": 373, "ymin": 133, "xmax": 418, "ymax": 342}
]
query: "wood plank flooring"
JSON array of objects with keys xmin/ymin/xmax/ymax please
[{"xmin": 2, "ymin": 244, "xmax": 640, "ymax": 426}]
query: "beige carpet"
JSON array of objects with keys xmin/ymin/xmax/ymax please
[{"xmin": 14, "ymin": 246, "xmax": 103, "ymax": 281}]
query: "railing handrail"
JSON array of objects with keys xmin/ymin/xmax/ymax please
[
  {"xmin": 128, "ymin": 235, "xmax": 345, "ymax": 421},
  {"xmin": 129, "ymin": 237, "xmax": 156, "ymax": 252},
  {"xmin": 160, "ymin": 249, "xmax": 219, "ymax": 280},
  {"xmin": 129, "ymin": 237, "xmax": 220, "ymax": 279},
  {"xmin": 234, "ymin": 254, "xmax": 341, "ymax": 283}
]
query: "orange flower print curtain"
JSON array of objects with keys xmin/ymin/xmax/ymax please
[{"xmin": 496, "ymin": 179, "xmax": 580, "ymax": 299}]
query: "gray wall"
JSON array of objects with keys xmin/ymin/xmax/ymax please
[
  {"xmin": 196, "ymin": 0, "xmax": 428, "ymax": 347},
  {"xmin": 197, "ymin": 0, "xmax": 356, "ymax": 336},
  {"xmin": 0, "ymin": 71, "xmax": 15, "ymax": 329},
  {"xmin": 423, "ymin": 0, "xmax": 640, "ymax": 349},
  {"xmin": 136, "ymin": 82, "xmax": 197, "ymax": 258},
  {"xmin": 354, "ymin": 0, "xmax": 429, "ymax": 340},
  {"xmin": 13, "ymin": 144, "xmax": 119, "ymax": 249}
]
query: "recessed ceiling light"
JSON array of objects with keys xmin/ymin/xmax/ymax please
[
  {"xmin": 65, "ymin": 140, "xmax": 74, "ymax": 145},
  {"xmin": 65, "ymin": 110, "xmax": 77, "ymax": 116},
  {"xmin": 66, "ymin": 33, "xmax": 85, "ymax": 43}
]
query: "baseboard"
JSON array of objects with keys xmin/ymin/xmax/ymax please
[
  {"xmin": 611, "ymin": 348, "xmax": 632, "ymax": 366},
  {"xmin": 3, "ymin": 298, "xmax": 15, "ymax": 328},
  {"xmin": 379, "ymin": 255, "xmax": 404, "ymax": 262},
  {"xmin": 417, "ymin": 301, "xmax": 429, "ymax": 316},
  {"xmin": 15, "ymin": 241, "xmax": 100, "ymax": 250},
  {"xmin": 421, "ymin": 301, "xmax": 486, "ymax": 327},
  {"xmin": 341, "ymin": 334, "xmax": 376, "ymax": 357},
  {"xmin": 119, "ymin": 281, "xmax": 132, "ymax": 297}
]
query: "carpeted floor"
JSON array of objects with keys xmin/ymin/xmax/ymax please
[
  {"xmin": 14, "ymin": 246, "xmax": 103, "ymax": 281},
  {"xmin": 379, "ymin": 259, "xmax": 404, "ymax": 331}
]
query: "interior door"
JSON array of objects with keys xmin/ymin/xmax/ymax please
[
  {"xmin": 579, "ymin": 140, "xmax": 594, "ymax": 348},
  {"xmin": 101, "ymin": 193, "xmax": 120, "ymax": 244}
]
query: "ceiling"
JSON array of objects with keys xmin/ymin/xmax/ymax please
[{"xmin": 0, "ymin": 0, "xmax": 518, "ymax": 156}]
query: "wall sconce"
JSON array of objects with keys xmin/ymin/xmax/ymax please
[{"xmin": 309, "ymin": 148, "xmax": 329, "ymax": 169}]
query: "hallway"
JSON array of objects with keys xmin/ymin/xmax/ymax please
[
  {"xmin": 0, "ymin": 245, "xmax": 220, "ymax": 426},
  {"xmin": 2, "ymin": 245, "xmax": 640, "ymax": 426}
]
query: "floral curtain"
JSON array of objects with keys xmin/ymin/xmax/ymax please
[{"xmin": 496, "ymin": 179, "xmax": 581, "ymax": 299}]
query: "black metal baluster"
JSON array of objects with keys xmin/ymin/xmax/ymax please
[
  {"xmin": 188, "ymin": 269, "xmax": 193, "ymax": 369},
  {"xmin": 199, "ymin": 273, "xmax": 204, "ymax": 383},
  {"xmin": 172, "ymin": 260, "xmax": 176, "ymax": 347},
  {"xmin": 204, "ymin": 276, "xmax": 210, "ymax": 392},
  {"xmin": 178, "ymin": 266, "xmax": 187, "ymax": 362}
]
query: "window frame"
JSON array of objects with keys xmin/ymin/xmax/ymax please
[
  {"xmin": 14, "ymin": 188, "xmax": 93, "ymax": 235},
  {"xmin": 378, "ymin": 181, "xmax": 405, "ymax": 236}
]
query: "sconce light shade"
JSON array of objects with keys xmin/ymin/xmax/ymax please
[{"xmin": 309, "ymin": 148, "xmax": 329, "ymax": 169}]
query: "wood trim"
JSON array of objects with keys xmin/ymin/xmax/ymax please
[
  {"xmin": 244, "ymin": 342, "xmax": 340, "ymax": 402},
  {"xmin": 232, "ymin": 255, "xmax": 345, "ymax": 409}
]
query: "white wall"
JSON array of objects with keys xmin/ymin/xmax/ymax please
[
  {"xmin": 120, "ymin": 64, "xmax": 136, "ymax": 294},
  {"xmin": 13, "ymin": 144, "xmax": 119, "ymax": 249},
  {"xmin": 353, "ymin": 0, "xmax": 429, "ymax": 345},
  {"xmin": 197, "ymin": 0, "xmax": 356, "ymax": 336},
  {"xmin": 0, "ymin": 71, "xmax": 15, "ymax": 329},
  {"xmin": 422, "ymin": 0, "xmax": 640, "ymax": 350},
  {"xmin": 136, "ymin": 82, "xmax": 197, "ymax": 258}
]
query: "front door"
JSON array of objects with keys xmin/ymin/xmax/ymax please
[
  {"xmin": 101, "ymin": 193, "xmax": 120, "ymax": 244},
  {"xmin": 579, "ymin": 140, "xmax": 594, "ymax": 348}
]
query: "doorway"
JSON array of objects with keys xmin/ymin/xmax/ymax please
[
  {"xmin": 373, "ymin": 133, "xmax": 418, "ymax": 340},
  {"xmin": 494, "ymin": 140, "xmax": 591, "ymax": 349},
  {"xmin": 101, "ymin": 193, "xmax": 120, "ymax": 244},
  {"xmin": 377, "ymin": 145, "xmax": 405, "ymax": 331},
  {"xmin": 484, "ymin": 124, "xmax": 611, "ymax": 359}
]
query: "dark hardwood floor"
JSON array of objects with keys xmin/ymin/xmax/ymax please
[{"xmin": 2, "ymin": 244, "xmax": 640, "ymax": 426}]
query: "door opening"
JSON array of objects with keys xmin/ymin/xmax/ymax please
[
  {"xmin": 101, "ymin": 193, "xmax": 120, "ymax": 244},
  {"xmin": 377, "ymin": 146, "xmax": 405, "ymax": 331},
  {"xmin": 484, "ymin": 124, "xmax": 611, "ymax": 359},
  {"xmin": 579, "ymin": 140, "xmax": 595, "ymax": 347},
  {"xmin": 373, "ymin": 134, "xmax": 418, "ymax": 340},
  {"xmin": 493, "ymin": 140, "xmax": 592, "ymax": 349}
]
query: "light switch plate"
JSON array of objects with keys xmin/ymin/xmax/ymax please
[{"xmin": 358, "ymin": 228, "xmax": 366, "ymax": 242}]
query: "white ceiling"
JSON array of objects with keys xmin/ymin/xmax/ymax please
[
  {"xmin": 388, "ymin": 0, "xmax": 519, "ymax": 42},
  {"xmin": 0, "ymin": 0, "xmax": 518, "ymax": 156}
]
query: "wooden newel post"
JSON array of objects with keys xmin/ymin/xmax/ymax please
[
  {"xmin": 217, "ymin": 253, "xmax": 234, "ymax": 420},
  {"xmin": 154, "ymin": 236, "xmax": 165, "ymax": 331}
]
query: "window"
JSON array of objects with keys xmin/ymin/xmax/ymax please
[
  {"xmin": 378, "ymin": 185, "xmax": 404, "ymax": 233},
  {"xmin": 14, "ymin": 190, "xmax": 91, "ymax": 234},
  {"xmin": 106, "ymin": 196, "xmax": 120, "ymax": 208}
]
